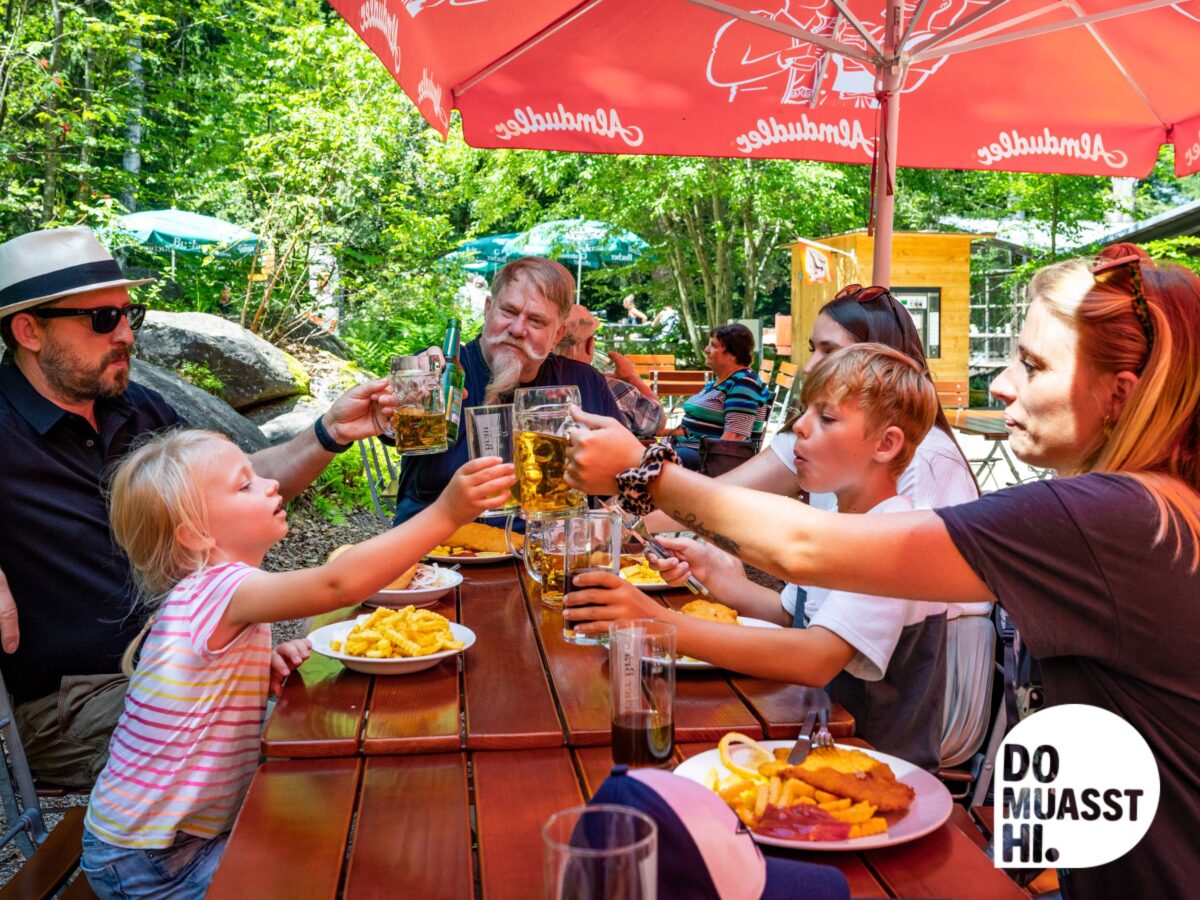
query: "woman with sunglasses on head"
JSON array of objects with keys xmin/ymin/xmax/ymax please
[
  {"xmin": 644, "ymin": 283, "xmax": 989, "ymax": 769},
  {"xmin": 566, "ymin": 243, "xmax": 1200, "ymax": 898}
]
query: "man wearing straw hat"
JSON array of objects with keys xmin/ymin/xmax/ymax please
[{"xmin": 0, "ymin": 226, "xmax": 395, "ymax": 788}]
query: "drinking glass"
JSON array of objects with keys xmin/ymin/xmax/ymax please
[
  {"xmin": 608, "ymin": 620, "xmax": 675, "ymax": 768},
  {"xmin": 387, "ymin": 355, "xmax": 448, "ymax": 455},
  {"xmin": 542, "ymin": 805, "xmax": 657, "ymax": 900},
  {"xmin": 513, "ymin": 385, "xmax": 586, "ymax": 520},
  {"xmin": 507, "ymin": 517, "xmax": 567, "ymax": 606},
  {"xmin": 562, "ymin": 509, "xmax": 621, "ymax": 646},
  {"xmin": 465, "ymin": 404, "xmax": 519, "ymax": 516}
]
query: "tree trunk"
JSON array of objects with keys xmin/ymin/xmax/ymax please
[
  {"xmin": 120, "ymin": 35, "xmax": 143, "ymax": 212},
  {"xmin": 77, "ymin": 0, "xmax": 93, "ymax": 202},
  {"xmin": 40, "ymin": 0, "xmax": 63, "ymax": 224}
]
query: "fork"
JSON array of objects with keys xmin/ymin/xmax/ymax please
[{"xmin": 812, "ymin": 707, "xmax": 834, "ymax": 750}]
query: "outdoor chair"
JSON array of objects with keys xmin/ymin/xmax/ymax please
[
  {"xmin": 767, "ymin": 360, "xmax": 800, "ymax": 428},
  {"xmin": 934, "ymin": 379, "xmax": 969, "ymax": 410},
  {"xmin": 622, "ymin": 353, "xmax": 675, "ymax": 377},
  {"xmin": 358, "ymin": 436, "xmax": 399, "ymax": 526},
  {"xmin": 0, "ymin": 669, "xmax": 94, "ymax": 899}
]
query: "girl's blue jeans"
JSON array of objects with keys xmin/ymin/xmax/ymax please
[{"xmin": 82, "ymin": 826, "xmax": 227, "ymax": 899}]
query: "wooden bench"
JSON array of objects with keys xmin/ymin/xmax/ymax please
[
  {"xmin": 622, "ymin": 353, "xmax": 675, "ymax": 377},
  {"xmin": 936, "ymin": 379, "xmax": 969, "ymax": 409},
  {"xmin": 0, "ymin": 807, "xmax": 97, "ymax": 900},
  {"xmin": 650, "ymin": 369, "xmax": 710, "ymax": 398}
]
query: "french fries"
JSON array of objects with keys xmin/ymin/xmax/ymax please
[
  {"xmin": 330, "ymin": 607, "xmax": 463, "ymax": 659},
  {"xmin": 619, "ymin": 557, "xmax": 667, "ymax": 585},
  {"xmin": 706, "ymin": 732, "xmax": 891, "ymax": 839}
]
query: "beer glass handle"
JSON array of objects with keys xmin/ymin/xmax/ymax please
[{"xmin": 505, "ymin": 514, "xmax": 540, "ymax": 585}]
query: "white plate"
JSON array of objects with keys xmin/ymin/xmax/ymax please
[
  {"xmin": 677, "ymin": 617, "xmax": 783, "ymax": 670},
  {"xmin": 674, "ymin": 741, "xmax": 953, "ymax": 851},
  {"xmin": 426, "ymin": 550, "xmax": 514, "ymax": 565},
  {"xmin": 621, "ymin": 577, "xmax": 673, "ymax": 592},
  {"xmin": 307, "ymin": 615, "xmax": 476, "ymax": 675},
  {"xmin": 363, "ymin": 566, "xmax": 463, "ymax": 608}
]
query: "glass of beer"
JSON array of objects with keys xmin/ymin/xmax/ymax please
[
  {"xmin": 465, "ymin": 404, "xmax": 519, "ymax": 516},
  {"xmin": 507, "ymin": 517, "xmax": 567, "ymax": 606},
  {"xmin": 608, "ymin": 620, "xmax": 675, "ymax": 768},
  {"xmin": 513, "ymin": 385, "xmax": 586, "ymax": 520},
  {"xmin": 562, "ymin": 509, "xmax": 621, "ymax": 646},
  {"xmin": 387, "ymin": 355, "xmax": 448, "ymax": 455}
]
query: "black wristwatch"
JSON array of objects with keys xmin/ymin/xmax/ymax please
[
  {"xmin": 616, "ymin": 442, "xmax": 680, "ymax": 516},
  {"xmin": 313, "ymin": 416, "xmax": 353, "ymax": 454}
]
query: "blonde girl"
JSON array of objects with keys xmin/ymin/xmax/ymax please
[{"xmin": 82, "ymin": 429, "xmax": 513, "ymax": 899}]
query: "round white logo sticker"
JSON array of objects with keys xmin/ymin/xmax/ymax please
[{"xmin": 996, "ymin": 704, "xmax": 1159, "ymax": 869}]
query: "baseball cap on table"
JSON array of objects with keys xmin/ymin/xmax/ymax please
[
  {"xmin": 0, "ymin": 226, "xmax": 153, "ymax": 318},
  {"xmin": 591, "ymin": 766, "xmax": 850, "ymax": 900}
]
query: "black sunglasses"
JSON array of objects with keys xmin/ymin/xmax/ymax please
[
  {"xmin": 31, "ymin": 303, "xmax": 147, "ymax": 334},
  {"xmin": 835, "ymin": 283, "xmax": 907, "ymax": 335}
]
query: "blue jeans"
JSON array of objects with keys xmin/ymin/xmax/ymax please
[{"xmin": 82, "ymin": 826, "xmax": 228, "ymax": 899}]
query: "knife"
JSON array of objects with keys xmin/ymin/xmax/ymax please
[
  {"xmin": 602, "ymin": 499, "xmax": 715, "ymax": 600},
  {"xmin": 788, "ymin": 710, "xmax": 819, "ymax": 765}
]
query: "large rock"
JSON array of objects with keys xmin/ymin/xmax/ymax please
[
  {"xmin": 253, "ymin": 396, "xmax": 326, "ymax": 446},
  {"xmin": 135, "ymin": 311, "xmax": 309, "ymax": 410},
  {"xmin": 131, "ymin": 358, "xmax": 269, "ymax": 453}
]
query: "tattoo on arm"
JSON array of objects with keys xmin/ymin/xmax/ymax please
[{"xmin": 673, "ymin": 511, "xmax": 741, "ymax": 556}]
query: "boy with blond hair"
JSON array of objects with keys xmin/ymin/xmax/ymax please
[{"xmin": 565, "ymin": 343, "xmax": 948, "ymax": 769}]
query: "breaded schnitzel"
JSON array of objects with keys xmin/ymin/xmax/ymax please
[
  {"xmin": 784, "ymin": 746, "xmax": 915, "ymax": 812},
  {"xmin": 681, "ymin": 599, "xmax": 739, "ymax": 624}
]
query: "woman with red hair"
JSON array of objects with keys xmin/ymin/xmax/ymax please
[{"xmin": 565, "ymin": 243, "xmax": 1200, "ymax": 898}]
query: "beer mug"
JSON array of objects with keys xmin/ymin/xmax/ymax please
[
  {"xmin": 387, "ymin": 355, "xmax": 448, "ymax": 455},
  {"xmin": 513, "ymin": 386, "xmax": 586, "ymax": 520},
  {"xmin": 465, "ymin": 404, "xmax": 519, "ymax": 517},
  {"xmin": 507, "ymin": 517, "xmax": 567, "ymax": 606},
  {"xmin": 562, "ymin": 509, "xmax": 622, "ymax": 646}
]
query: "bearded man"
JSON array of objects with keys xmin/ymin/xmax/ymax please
[{"xmin": 392, "ymin": 257, "xmax": 621, "ymax": 524}]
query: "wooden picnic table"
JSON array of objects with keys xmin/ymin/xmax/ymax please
[
  {"xmin": 948, "ymin": 408, "xmax": 1027, "ymax": 485},
  {"xmin": 213, "ymin": 559, "xmax": 1023, "ymax": 899}
]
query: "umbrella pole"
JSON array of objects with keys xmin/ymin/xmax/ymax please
[
  {"xmin": 871, "ymin": 4, "xmax": 905, "ymax": 287},
  {"xmin": 576, "ymin": 255, "xmax": 582, "ymax": 303}
]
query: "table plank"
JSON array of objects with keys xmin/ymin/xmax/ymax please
[
  {"xmin": 208, "ymin": 757, "xmax": 360, "ymax": 900},
  {"xmin": 262, "ymin": 607, "xmax": 368, "ymax": 759},
  {"xmin": 864, "ymin": 821, "xmax": 1026, "ymax": 900},
  {"xmin": 674, "ymin": 743, "xmax": 887, "ymax": 898},
  {"xmin": 461, "ymin": 562, "xmax": 565, "ymax": 749},
  {"xmin": 523, "ymin": 575, "xmax": 762, "ymax": 746},
  {"xmin": 343, "ymin": 754, "xmax": 473, "ymax": 899},
  {"xmin": 361, "ymin": 592, "xmax": 464, "ymax": 755},
  {"xmin": 474, "ymin": 748, "xmax": 584, "ymax": 900}
]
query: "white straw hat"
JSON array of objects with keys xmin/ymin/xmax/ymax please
[{"xmin": 0, "ymin": 226, "xmax": 153, "ymax": 318}]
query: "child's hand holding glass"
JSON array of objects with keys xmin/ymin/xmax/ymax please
[
  {"xmin": 562, "ymin": 570, "xmax": 662, "ymax": 637},
  {"xmin": 438, "ymin": 456, "xmax": 517, "ymax": 523}
]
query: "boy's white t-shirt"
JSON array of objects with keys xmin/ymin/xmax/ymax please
[
  {"xmin": 778, "ymin": 494, "xmax": 947, "ymax": 681},
  {"xmin": 771, "ymin": 427, "xmax": 989, "ymax": 618}
]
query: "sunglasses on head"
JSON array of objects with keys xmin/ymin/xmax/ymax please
[
  {"xmin": 31, "ymin": 303, "xmax": 147, "ymax": 334},
  {"xmin": 834, "ymin": 283, "xmax": 906, "ymax": 334}
]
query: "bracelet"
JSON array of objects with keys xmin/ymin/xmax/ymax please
[
  {"xmin": 313, "ymin": 415, "xmax": 353, "ymax": 454},
  {"xmin": 616, "ymin": 442, "xmax": 680, "ymax": 516}
]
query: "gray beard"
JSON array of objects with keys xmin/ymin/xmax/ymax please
[
  {"xmin": 483, "ymin": 347, "xmax": 526, "ymax": 405},
  {"xmin": 40, "ymin": 336, "xmax": 130, "ymax": 403}
]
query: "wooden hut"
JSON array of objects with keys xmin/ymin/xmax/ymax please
[{"xmin": 786, "ymin": 231, "xmax": 985, "ymax": 408}]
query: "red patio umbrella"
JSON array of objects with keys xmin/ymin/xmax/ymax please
[{"xmin": 334, "ymin": 0, "xmax": 1200, "ymax": 281}]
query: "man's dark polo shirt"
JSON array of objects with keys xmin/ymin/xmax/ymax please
[{"xmin": 0, "ymin": 355, "xmax": 181, "ymax": 702}]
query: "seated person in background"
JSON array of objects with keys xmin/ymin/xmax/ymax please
[
  {"xmin": 555, "ymin": 304, "xmax": 664, "ymax": 439},
  {"xmin": 564, "ymin": 344, "xmax": 949, "ymax": 771},
  {"xmin": 392, "ymin": 257, "xmax": 622, "ymax": 525},
  {"xmin": 650, "ymin": 304, "xmax": 680, "ymax": 336},
  {"xmin": 621, "ymin": 293, "xmax": 648, "ymax": 324},
  {"xmin": 668, "ymin": 323, "xmax": 770, "ymax": 469}
]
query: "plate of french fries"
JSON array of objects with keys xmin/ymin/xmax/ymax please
[
  {"xmin": 618, "ymin": 555, "xmax": 672, "ymax": 591},
  {"xmin": 427, "ymin": 523, "xmax": 517, "ymax": 564},
  {"xmin": 307, "ymin": 607, "xmax": 476, "ymax": 675},
  {"xmin": 673, "ymin": 733, "xmax": 952, "ymax": 851}
]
